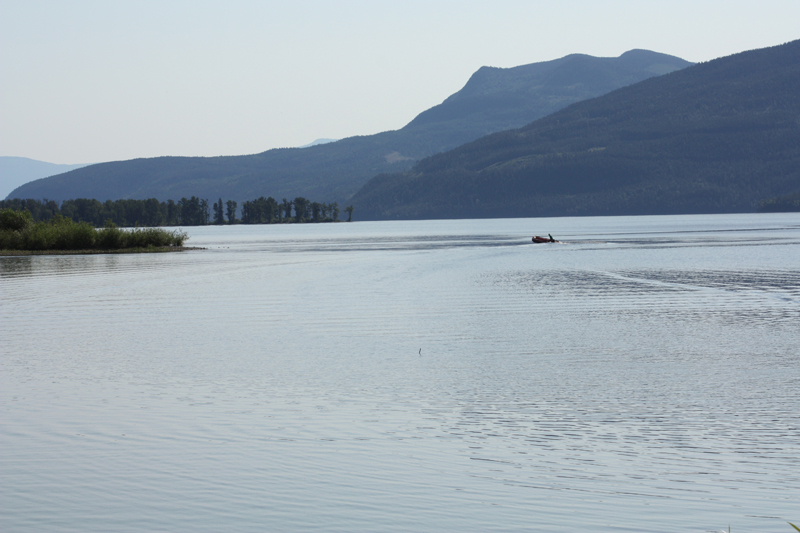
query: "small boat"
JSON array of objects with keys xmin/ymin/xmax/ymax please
[{"xmin": 532, "ymin": 235, "xmax": 559, "ymax": 243}]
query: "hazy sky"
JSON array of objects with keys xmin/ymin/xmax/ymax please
[{"xmin": 2, "ymin": 0, "xmax": 798, "ymax": 164}]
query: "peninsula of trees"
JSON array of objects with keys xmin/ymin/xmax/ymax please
[{"xmin": 0, "ymin": 196, "xmax": 354, "ymax": 227}]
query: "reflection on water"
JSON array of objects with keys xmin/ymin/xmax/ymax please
[
  {"xmin": 1, "ymin": 213, "xmax": 799, "ymax": 533},
  {"xmin": 498, "ymin": 268, "xmax": 800, "ymax": 326}
]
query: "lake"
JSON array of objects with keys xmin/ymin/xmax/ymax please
[{"xmin": 2, "ymin": 213, "xmax": 799, "ymax": 532}]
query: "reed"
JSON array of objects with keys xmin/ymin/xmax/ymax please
[{"xmin": 1, "ymin": 210, "xmax": 188, "ymax": 251}]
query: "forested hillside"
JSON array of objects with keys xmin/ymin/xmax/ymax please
[
  {"xmin": 7, "ymin": 50, "xmax": 690, "ymax": 204},
  {"xmin": 351, "ymin": 40, "xmax": 800, "ymax": 220}
]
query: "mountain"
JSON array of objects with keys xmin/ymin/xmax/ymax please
[
  {"xmin": 0, "ymin": 157, "xmax": 90, "ymax": 199},
  {"xmin": 351, "ymin": 40, "xmax": 800, "ymax": 220},
  {"xmin": 400, "ymin": 49, "xmax": 689, "ymax": 149},
  {"xmin": 7, "ymin": 50, "xmax": 691, "ymax": 203},
  {"xmin": 298, "ymin": 138, "xmax": 338, "ymax": 148}
]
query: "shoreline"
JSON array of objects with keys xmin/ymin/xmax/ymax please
[{"xmin": 0, "ymin": 246, "xmax": 205, "ymax": 256}]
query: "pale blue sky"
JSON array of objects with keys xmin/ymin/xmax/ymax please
[{"xmin": 1, "ymin": 0, "xmax": 798, "ymax": 164}]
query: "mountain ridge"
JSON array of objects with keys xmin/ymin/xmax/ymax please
[
  {"xmin": 8, "ymin": 50, "xmax": 692, "ymax": 203},
  {"xmin": 350, "ymin": 40, "xmax": 800, "ymax": 220}
]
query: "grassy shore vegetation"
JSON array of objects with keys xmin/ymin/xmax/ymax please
[{"xmin": 0, "ymin": 209, "xmax": 187, "ymax": 252}]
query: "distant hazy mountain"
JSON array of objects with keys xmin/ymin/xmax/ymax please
[
  {"xmin": 299, "ymin": 138, "xmax": 338, "ymax": 148},
  {"xmin": 1, "ymin": 157, "xmax": 90, "ymax": 199},
  {"xmin": 351, "ymin": 40, "xmax": 800, "ymax": 220},
  {"xmin": 8, "ymin": 50, "xmax": 691, "ymax": 203}
]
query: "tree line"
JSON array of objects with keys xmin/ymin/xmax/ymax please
[{"xmin": 0, "ymin": 197, "xmax": 354, "ymax": 227}]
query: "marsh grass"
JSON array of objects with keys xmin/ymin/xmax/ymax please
[{"xmin": 1, "ymin": 210, "xmax": 188, "ymax": 251}]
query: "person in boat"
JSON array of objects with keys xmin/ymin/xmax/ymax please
[{"xmin": 548, "ymin": 234, "xmax": 555, "ymax": 242}]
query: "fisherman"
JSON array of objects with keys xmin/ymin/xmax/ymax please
[{"xmin": 548, "ymin": 234, "xmax": 555, "ymax": 242}]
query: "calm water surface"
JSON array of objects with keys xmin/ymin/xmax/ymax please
[{"xmin": 2, "ymin": 214, "xmax": 799, "ymax": 532}]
